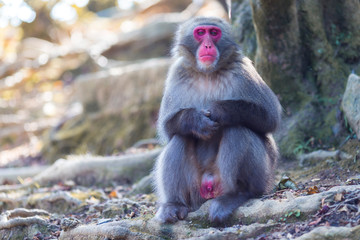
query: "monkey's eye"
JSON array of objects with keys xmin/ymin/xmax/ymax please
[
  {"xmin": 210, "ymin": 29, "xmax": 218, "ymax": 36},
  {"xmin": 197, "ymin": 29, "xmax": 206, "ymax": 36}
]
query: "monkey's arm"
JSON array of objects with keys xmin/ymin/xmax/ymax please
[
  {"xmin": 207, "ymin": 57, "xmax": 282, "ymax": 134},
  {"xmin": 208, "ymin": 99, "xmax": 280, "ymax": 134},
  {"xmin": 164, "ymin": 108, "xmax": 219, "ymax": 140}
]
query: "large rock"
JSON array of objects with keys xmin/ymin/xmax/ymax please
[
  {"xmin": 342, "ymin": 73, "xmax": 360, "ymax": 139},
  {"xmin": 42, "ymin": 58, "xmax": 170, "ymax": 161},
  {"xmin": 74, "ymin": 58, "xmax": 170, "ymax": 114}
]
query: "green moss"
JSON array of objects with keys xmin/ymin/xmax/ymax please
[
  {"xmin": 278, "ymin": 103, "xmax": 319, "ymax": 159},
  {"xmin": 244, "ymin": 0, "xmax": 360, "ymax": 160},
  {"xmin": 316, "ymin": 61, "xmax": 349, "ymax": 98},
  {"xmin": 339, "ymin": 139, "xmax": 360, "ymax": 172},
  {"xmin": 278, "ymin": 209, "xmax": 306, "ymax": 223},
  {"xmin": 42, "ymin": 97, "xmax": 161, "ymax": 162},
  {"xmin": 279, "ymin": 129, "xmax": 306, "ymax": 159},
  {"xmin": 279, "ymin": 87, "xmax": 349, "ymax": 159},
  {"xmin": 320, "ymin": 108, "xmax": 337, "ymax": 137},
  {"xmin": 0, "ymin": 224, "xmax": 52, "ymax": 240},
  {"xmin": 188, "ymin": 216, "xmax": 212, "ymax": 229},
  {"xmin": 156, "ymin": 224, "xmax": 175, "ymax": 240}
]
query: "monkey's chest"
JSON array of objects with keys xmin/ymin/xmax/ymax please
[{"xmin": 187, "ymin": 77, "xmax": 236, "ymax": 107}]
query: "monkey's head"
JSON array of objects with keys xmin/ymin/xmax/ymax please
[{"xmin": 173, "ymin": 17, "xmax": 238, "ymax": 73}]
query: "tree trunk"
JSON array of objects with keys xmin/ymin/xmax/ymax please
[
  {"xmin": 251, "ymin": 0, "xmax": 305, "ymax": 108},
  {"xmin": 232, "ymin": 0, "xmax": 360, "ymax": 158}
]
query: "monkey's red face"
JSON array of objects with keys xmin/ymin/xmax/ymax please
[{"xmin": 193, "ymin": 25, "xmax": 222, "ymax": 69}]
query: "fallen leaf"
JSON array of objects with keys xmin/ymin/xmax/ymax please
[
  {"xmin": 307, "ymin": 186, "xmax": 319, "ymax": 195},
  {"xmin": 309, "ymin": 217, "xmax": 322, "ymax": 226},
  {"xmin": 108, "ymin": 190, "xmax": 118, "ymax": 198},
  {"xmin": 318, "ymin": 205, "xmax": 330, "ymax": 215},
  {"xmin": 86, "ymin": 196, "xmax": 100, "ymax": 205},
  {"xmin": 338, "ymin": 205, "xmax": 350, "ymax": 213},
  {"xmin": 278, "ymin": 175, "xmax": 298, "ymax": 190},
  {"xmin": 334, "ymin": 192, "xmax": 344, "ymax": 202}
]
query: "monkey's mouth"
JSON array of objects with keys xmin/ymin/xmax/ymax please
[{"xmin": 199, "ymin": 55, "xmax": 216, "ymax": 64}]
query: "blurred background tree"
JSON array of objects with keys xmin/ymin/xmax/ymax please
[
  {"xmin": 0, "ymin": 0, "xmax": 359, "ymax": 167},
  {"xmin": 233, "ymin": 0, "xmax": 360, "ymax": 158},
  {"xmin": 0, "ymin": 0, "xmax": 227, "ymax": 165}
]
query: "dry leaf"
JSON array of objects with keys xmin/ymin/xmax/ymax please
[
  {"xmin": 278, "ymin": 175, "xmax": 298, "ymax": 190},
  {"xmin": 338, "ymin": 205, "xmax": 350, "ymax": 213},
  {"xmin": 309, "ymin": 217, "xmax": 322, "ymax": 226},
  {"xmin": 108, "ymin": 190, "xmax": 118, "ymax": 199},
  {"xmin": 307, "ymin": 186, "xmax": 319, "ymax": 195},
  {"xmin": 334, "ymin": 192, "xmax": 344, "ymax": 202}
]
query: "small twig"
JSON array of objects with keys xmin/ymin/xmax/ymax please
[
  {"xmin": 343, "ymin": 195, "xmax": 360, "ymax": 204},
  {"xmin": 0, "ymin": 183, "xmax": 32, "ymax": 193}
]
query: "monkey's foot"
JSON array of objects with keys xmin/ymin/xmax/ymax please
[
  {"xmin": 208, "ymin": 199, "xmax": 234, "ymax": 223},
  {"xmin": 155, "ymin": 203, "xmax": 189, "ymax": 223},
  {"xmin": 209, "ymin": 193, "xmax": 248, "ymax": 223}
]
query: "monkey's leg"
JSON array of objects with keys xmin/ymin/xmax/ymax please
[
  {"xmin": 154, "ymin": 135, "xmax": 201, "ymax": 223},
  {"xmin": 209, "ymin": 127, "xmax": 272, "ymax": 223}
]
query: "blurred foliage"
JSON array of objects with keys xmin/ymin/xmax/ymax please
[
  {"xmin": 0, "ymin": 0, "xmax": 204, "ymax": 165},
  {"xmin": 87, "ymin": 0, "xmax": 117, "ymax": 12},
  {"xmin": 0, "ymin": 0, "xmax": 122, "ymax": 165}
]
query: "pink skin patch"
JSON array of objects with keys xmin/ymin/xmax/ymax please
[
  {"xmin": 200, "ymin": 172, "xmax": 222, "ymax": 199},
  {"xmin": 193, "ymin": 25, "xmax": 222, "ymax": 66}
]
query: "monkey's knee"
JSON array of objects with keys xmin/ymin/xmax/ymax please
[{"xmin": 218, "ymin": 127, "xmax": 273, "ymax": 195}]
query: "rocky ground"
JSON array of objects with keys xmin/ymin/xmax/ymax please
[{"xmin": 0, "ymin": 140, "xmax": 360, "ymax": 239}]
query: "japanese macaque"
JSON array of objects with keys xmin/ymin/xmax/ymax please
[{"xmin": 154, "ymin": 17, "xmax": 281, "ymax": 224}]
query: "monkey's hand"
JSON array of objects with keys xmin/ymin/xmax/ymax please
[
  {"xmin": 166, "ymin": 108, "xmax": 219, "ymax": 140},
  {"xmin": 191, "ymin": 110, "xmax": 219, "ymax": 140},
  {"xmin": 205, "ymin": 103, "xmax": 226, "ymax": 125},
  {"xmin": 206, "ymin": 100, "xmax": 277, "ymax": 134}
]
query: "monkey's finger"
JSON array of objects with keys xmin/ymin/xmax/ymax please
[
  {"xmin": 164, "ymin": 212, "xmax": 178, "ymax": 223},
  {"xmin": 212, "ymin": 122, "xmax": 220, "ymax": 127},
  {"xmin": 176, "ymin": 207, "xmax": 189, "ymax": 220},
  {"xmin": 201, "ymin": 110, "xmax": 211, "ymax": 117}
]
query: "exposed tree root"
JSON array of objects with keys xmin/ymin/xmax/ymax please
[
  {"xmin": 6, "ymin": 208, "xmax": 49, "ymax": 218},
  {"xmin": 0, "ymin": 208, "xmax": 49, "ymax": 230},
  {"xmin": 59, "ymin": 221, "xmax": 132, "ymax": 240},
  {"xmin": 0, "ymin": 148, "xmax": 161, "ymax": 192}
]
